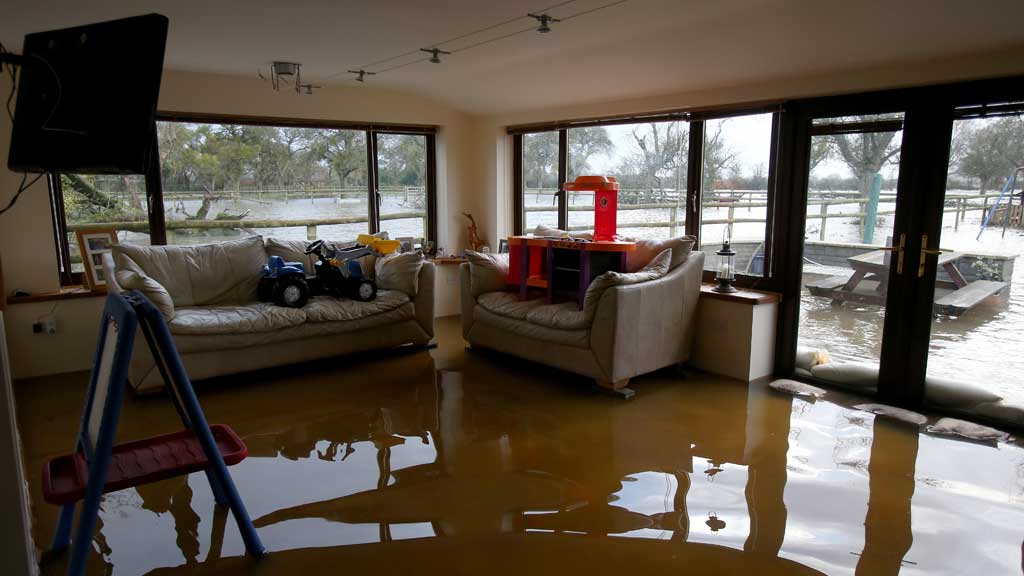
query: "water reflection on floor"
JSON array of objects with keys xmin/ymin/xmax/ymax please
[{"xmin": 15, "ymin": 317, "xmax": 1024, "ymax": 575}]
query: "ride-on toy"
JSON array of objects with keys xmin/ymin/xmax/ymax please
[{"xmin": 258, "ymin": 235, "xmax": 400, "ymax": 308}]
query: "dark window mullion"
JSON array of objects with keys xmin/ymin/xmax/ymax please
[
  {"xmin": 513, "ymin": 134, "xmax": 524, "ymax": 235},
  {"xmin": 367, "ymin": 130, "xmax": 380, "ymax": 234},
  {"xmin": 48, "ymin": 173, "xmax": 75, "ymax": 286},
  {"xmin": 761, "ymin": 112, "xmax": 782, "ymax": 283},
  {"xmin": 145, "ymin": 128, "xmax": 167, "ymax": 245},
  {"xmin": 557, "ymin": 129, "xmax": 568, "ymax": 230},
  {"xmin": 426, "ymin": 134, "xmax": 437, "ymax": 244},
  {"xmin": 685, "ymin": 121, "xmax": 704, "ymax": 240}
]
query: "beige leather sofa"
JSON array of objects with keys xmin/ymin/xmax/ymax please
[
  {"xmin": 102, "ymin": 236, "xmax": 434, "ymax": 393},
  {"xmin": 460, "ymin": 247, "xmax": 704, "ymax": 397}
]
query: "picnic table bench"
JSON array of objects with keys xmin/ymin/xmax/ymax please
[{"xmin": 806, "ymin": 248, "xmax": 1007, "ymax": 315}]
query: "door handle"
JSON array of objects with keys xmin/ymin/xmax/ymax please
[
  {"xmin": 876, "ymin": 233, "xmax": 907, "ymax": 274},
  {"xmin": 918, "ymin": 234, "xmax": 943, "ymax": 278}
]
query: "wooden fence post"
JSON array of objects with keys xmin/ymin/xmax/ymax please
[
  {"xmin": 727, "ymin": 205, "xmax": 735, "ymax": 241},
  {"xmin": 307, "ymin": 224, "xmax": 317, "ymax": 241},
  {"xmin": 669, "ymin": 205, "xmax": 679, "ymax": 237},
  {"xmin": 819, "ymin": 201, "xmax": 828, "ymax": 241}
]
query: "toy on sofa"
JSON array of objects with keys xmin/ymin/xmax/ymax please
[{"xmin": 258, "ymin": 234, "xmax": 400, "ymax": 308}]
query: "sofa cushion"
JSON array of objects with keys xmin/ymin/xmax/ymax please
[
  {"xmin": 169, "ymin": 302, "xmax": 307, "ymax": 335},
  {"xmin": 473, "ymin": 306, "xmax": 590, "ymax": 349},
  {"xmin": 624, "ymin": 235, "xmax": 695, "ymax": 272},
  {"xmin": 477, "ymin": 291, "xmax": 544, "ymax": 320},
  {"xmin": 302, "ymin": 291, "xmax": 411, "ymax": 323},
  {"xmin": 533, "ymin": 224, "xmax": 593, "ymax": 240},
  {"xmin": 465, "ymin": 251, "xmax": 509, "ymax": 295},
  {"xmin": 582, "ymin": 248, "xmax": 671, "ymax": 322},
  {"xmin": 526, "ymin": 302, "xmax": 587, "ymax": 331},
  {"xmin": 113, "ymin": 236, "xmax": 267, "ymax": 307},
  {"xmin": 172, "ymin": 303, "xmax": 418, "ymax": 353},
  {"xmin": 113, "ymin": 253, "xmax": 175, "ymax": 321},
  {"xmin": 266, "ymin": 237, "xmax": 377, "ymax": 279},
  {"xmin": 375, "ymin": 251, "xmax": 424, "ymax": 297}
]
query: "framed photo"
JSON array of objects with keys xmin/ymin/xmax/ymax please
[
  {"xmin": 76, "ymin": 229, "xmax": 118, "ymax": 291},
  {"xmin": 397, "ymin": 236, "xmax": 415, "ymax": 253},
  {"xmin": 498, "ymin": 239, "xmax": 509, "ymax": 254}
]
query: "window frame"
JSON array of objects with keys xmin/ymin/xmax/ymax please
[
  {"xmin": 50, "ymin": 112, "xmax": 437, "ymax": 287},
  {"xmin": 511, "ymin": 106, "xmax": 784, "ymax": 291}
]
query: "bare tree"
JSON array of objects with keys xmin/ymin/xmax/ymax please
[{"xmin": 831, "ymin": 124, "xmax": 901, "ymax": 199}]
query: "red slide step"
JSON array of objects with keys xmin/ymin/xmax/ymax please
[{"xmin": 42, "ymin": 424, "xmax": 248, "ymax": 506}]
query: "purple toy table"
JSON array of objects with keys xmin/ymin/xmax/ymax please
[{"xmin": 506, "ymin": 236, "xmax": 636, "ymax": 308}]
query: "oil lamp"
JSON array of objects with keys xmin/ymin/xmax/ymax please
[{"xmin": 713, "ymin": 240, "xmax": 737, "ymax": 293}]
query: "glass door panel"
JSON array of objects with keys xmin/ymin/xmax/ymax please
[
  {"xmin": 925, "ymin": 113, "xmax": 1024, "ymax": 414},
  {"xmin": 796, "ymin": 115, "xmax": 904, "ymax": 391},
  {"xmin": 376, "ymin": 133, "xmax": 427, "ymax": 242}
]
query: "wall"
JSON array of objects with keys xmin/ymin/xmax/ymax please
[
  {"xmin": 470, "ymin": 45, "xmax": 1024, "ymax": 249},
  {"xmin": 0, "ymin": 69, "xmax": 480, "ymax": 379}
]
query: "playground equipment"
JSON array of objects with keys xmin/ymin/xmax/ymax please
[
  {"xmin": 977, "ymin": 166, "xmax": 1024, "ymax": 240},
  {"xmin": 41, "ymin": 291, "xmax": 264, "ymax": 576}
]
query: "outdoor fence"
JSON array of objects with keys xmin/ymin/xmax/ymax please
[
  {"xmin": 68, "ymin": 186, "xmax": 428, "ymax": 242},
  {"xmin": 67, "ymin": 185, "xmax": 1008, "ymax": 244},
  {"xmin": 526, "ymin": 187, "xmax": 1011, "ymax": 241}
]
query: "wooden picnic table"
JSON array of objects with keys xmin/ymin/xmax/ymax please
[
  {"xmin": 843, "ymin": 249, "xmax": 968, "ymax": 295},
  {"xmin": 806, "ymin": 247, "xmax": 1008, "ymax": 314}
]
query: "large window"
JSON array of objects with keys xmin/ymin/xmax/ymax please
[
  {"xmin": 698, "ymin": 113, "xmax": 775, "ymax": 276},
  {"xmin": 568, "ymin": 122, "xmax": 689, "ymax": 239},
  {"xmin": 50, "ymin": 115, "xmax": 436, "ymax": 286},
  {"xmin": 513, "ymin": 108, "xmax": 779, "ymax": 285},
  {"xmin": 521, "ymin": 131, "xmax": 560, "ymax": 232}
]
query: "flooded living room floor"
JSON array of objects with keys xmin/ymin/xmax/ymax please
[{"xmin": 14, "ymin": 317, "xmax": 1024, "ymax": 575}]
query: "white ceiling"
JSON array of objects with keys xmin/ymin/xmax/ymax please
[{"xmin": 3, "ymin": 0, "xmax": 1023, "ymax": 115}]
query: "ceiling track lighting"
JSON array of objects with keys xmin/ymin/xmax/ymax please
[
  {"xmin": 348, "ymin": 69, "xmax": 377, "ymax": 82},
  {"xmin": 258, "ymin": 61, "xmax": 319, "ymax": 94},
  {"xmin": 528, "ymin": 13, "xmax": 560, "ymax": 33},
  {"xmin": 326, "ymin": 1, "xmax": 631, "ymax": 83},
  {"xmin": 420, "ymin": 47, "xmax": 452, "ymax": 64}
]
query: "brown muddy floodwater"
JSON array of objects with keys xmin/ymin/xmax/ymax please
[{"xmin": 15, "ymin": 318, "xmax": 1024, "ymax": 575}]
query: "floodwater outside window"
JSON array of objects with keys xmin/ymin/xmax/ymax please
[{"xmin": 157, "ymin": 122, "xmax": 370, "ymax": 245}]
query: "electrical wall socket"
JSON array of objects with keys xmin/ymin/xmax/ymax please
[{"xmin": 34, "ymin": 315, "xmax": 57, "ymax": 335}]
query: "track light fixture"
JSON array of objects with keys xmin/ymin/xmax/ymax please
[
  {"xmin": 348, "ymin": 69, "xmax": 377, "ymax": 82},
  {"xmin": 528, "ymin": 13, "xmax": 560, "ymax": 33},
  {"xmin": 420, "ymin": 47, "xmax": 451, "ymax": 64},
  {"xmin": 258, "ymin": 61, "xmax": 317, "ymax": 94}
]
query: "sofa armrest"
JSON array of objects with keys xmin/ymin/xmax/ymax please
[
  {"xmin": 101, "ymin": 252, "xmax": 124, "ymax": 295},
  {"xmin": 414, "ymin": 261, "xmax": 435, "ymax": 338},
  {"xmin": 590, "ymin": 251, "xmax": 705, "ymax": 382}
]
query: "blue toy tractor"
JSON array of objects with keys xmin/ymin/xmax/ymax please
[
  {"xmin": 257, "ymin": 256, "xmax": 310, "ymax": 308},
  {"xmin": 258, "ymin": 239, "xmax": 380, "ymax": 308}
]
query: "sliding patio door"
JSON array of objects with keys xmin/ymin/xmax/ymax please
[
  {"xmin": 921, "ymin": 104, "xmax": 1024, "ymax": 413},
  {"xmin": 792, "ymin": 112, "xmax": 911, "ymax": 398},
  {"xmin": 781, "ymin": 81, "xmax": 1024, "ymax": 411}
]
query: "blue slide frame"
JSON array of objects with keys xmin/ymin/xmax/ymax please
[{"xmin": 51, "ymin": 291, "xmax": 264, "ymax": 576}]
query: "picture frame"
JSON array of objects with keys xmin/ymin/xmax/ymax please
[
  {"xmin": 498, "ymin": 239, "xmax": 509, "ymax": 254},
  {"xmin": 76, "ymin": 229, "xmax": 118, "ymax": 291},
  {"xmin": 397, "ymin": 236, "xmax": 415, "ymax": 254}
]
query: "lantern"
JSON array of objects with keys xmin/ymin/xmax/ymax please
[{"xmin": 713, "ymin": 241, "xmax": 737, "ymax": 293}]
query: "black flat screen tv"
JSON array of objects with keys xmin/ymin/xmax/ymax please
[{"xmin": 7, "ymin": 13, "xmax": 168, "ymax": 174}]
